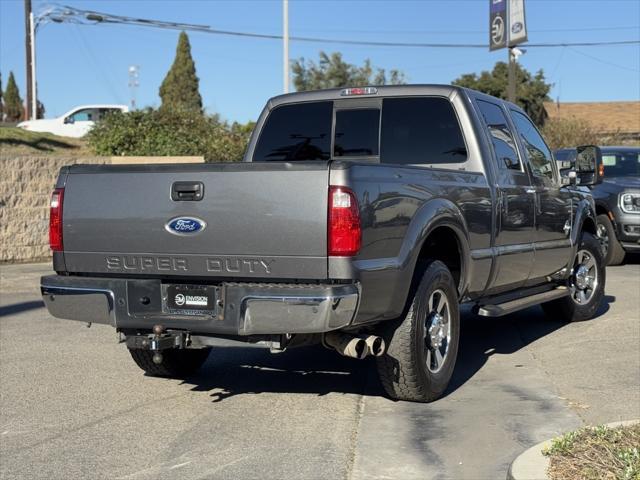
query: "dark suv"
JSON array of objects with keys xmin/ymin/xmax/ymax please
[{"xmin": 555, "ymin": 146, "xmax": 640, "ymax": 265}]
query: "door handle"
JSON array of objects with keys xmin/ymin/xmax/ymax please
[{"xmin": 171, "ymin": 181, "xmax": 204, "ymax": 201}]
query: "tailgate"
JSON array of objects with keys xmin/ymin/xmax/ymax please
[{"xmin": 61, "ymin": 162, "xmax": 330, "ymax": 279}]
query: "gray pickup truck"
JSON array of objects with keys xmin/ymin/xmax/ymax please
[{"xmin": 41, "ymin": 85, "xmax": 605, "ymax": 403}]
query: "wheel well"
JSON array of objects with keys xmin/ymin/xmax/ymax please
[
  {"xmin": 416, "ymin": 226, "xmax": 462, "ymax": 291},
  {"xmin": 595, "ymin": 204, "xmax": 608, "ymax": 217},
  {"xmin": 582, "ymin": 216, "xmax": 597, "ymax": 236}
]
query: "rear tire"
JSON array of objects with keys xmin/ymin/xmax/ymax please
[
  {"xmin": 128, "ymin": 348, "xmax": 211, "ymax": 378},
  {"xmin": 376, "ymin": 260, "xmax": 460, "ymax": 403},
  {"xmin": 596, "ymin": 214, "xmax": 626, "ymax": 266},
  {"xmin": 542, "ymin": 233, "xmax": 605, "ymax": 322}
]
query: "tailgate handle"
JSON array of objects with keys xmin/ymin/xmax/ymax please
[{"xmin": 171, "ymin": 182, "xmax": 204, "ymax": 201}]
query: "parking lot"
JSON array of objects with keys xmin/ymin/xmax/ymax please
[{"xmin": 1, "ymin": 259, "xmax": 639, "ymax": 480}]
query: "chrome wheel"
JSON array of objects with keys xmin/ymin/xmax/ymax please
[
  {"xmin": 569, "ymin": 249, "xmax": 599, "ymax": 305},
  {"xmin": 424, "ymin": 289, "xmax": 451, "ymax": 373},
  {"xmin": 596, "ymin": 222, "xmax": 609, "ymax": 257}
]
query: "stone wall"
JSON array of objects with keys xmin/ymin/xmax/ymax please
[{"xmin": 0, "ymin": 156, "xmax": 108, "ymax": 263}]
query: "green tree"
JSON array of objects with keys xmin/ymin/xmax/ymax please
[
  {"xmin": 36, "ymin": 99, "xmax": 45, "ymax": 119},
  {"xmin": 0, "ymin": 72, "xmax": 4, "ymax": 121},
  {"xmin": 291, "ymin": 51, "xmax": 406, "ymax": 92},
  {"xmin": 452, "ymin": 62, "xmax": 551, "ymax": 126},
  {"xmin": 4, "ymin": 71, "xmax": 23, "ymax": 122},
  {"xmin": 159, "ymin": 31, "xmax": 203, "ymax": 112}
]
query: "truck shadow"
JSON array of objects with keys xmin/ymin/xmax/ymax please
[
  {"xmin": 183, "ymin": 344, "xmax": 371, "ymax": 402},
  {"xmin": 180, "ymin": 295, "xmax": 615, "ymax": 402},
  {"xmin": 443, "ymin": 295, "xmax": 614, "ymax": 398}
]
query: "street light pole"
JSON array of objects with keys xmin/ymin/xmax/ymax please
[{"xmin": 283, "ymin": 0, "xmax": 289, "ymax": 93}]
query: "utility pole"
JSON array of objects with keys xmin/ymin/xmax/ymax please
[
  {"xmin": 508, "ymin": 47, "xmax": 516, "ymax": 103},
  {"xmin": 24, "ymin": 0, "xmax": 33, "ymax": 120},
  {"xmin": 30, "ymin": 10, "xmax": 37, "ymax": 118},
  {"xmin": 283, "ymin": 0, "xmax": 289, "ymax": 93}
]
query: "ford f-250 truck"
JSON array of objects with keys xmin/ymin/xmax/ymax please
[{"xmin": 41, "ymin": 85, "xmax": 605, "ymax": 403}]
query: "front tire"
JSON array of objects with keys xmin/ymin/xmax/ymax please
[
  {"xmin": 542, "ymin": 232, "xmax": 605, "ymax": 322},
  {"xmin": 128, "ymin": 348, "xmax": 211, "ymax": 378},
  {"xmin": 596, "ymin": 214, "xmax": 626, "ymax": 266},
  {"xmin": 376, "ymin": 260, "xmax": 460, "ymax": 403}
]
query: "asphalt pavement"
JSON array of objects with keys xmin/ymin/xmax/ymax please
[{"xmin": 1, "ymin": 259, "xmax": 638, "ymax": 480}]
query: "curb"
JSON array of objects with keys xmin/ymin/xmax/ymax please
[{"xmin": 507, "ymin": 420, "xmax": 639, "ymax": 480}]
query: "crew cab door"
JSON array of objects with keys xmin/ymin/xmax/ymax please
[
  {"xmin": 475, "ymin": 99, "xmax": 536, "ymax": 294},
  {"xmin": 509, "ymin": 109, "xmax": 573, "ymax": 282}
]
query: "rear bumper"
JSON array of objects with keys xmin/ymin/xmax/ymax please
[{"xmin": 41, "ymin": 275, "xmax": 360, "ymax": 335}]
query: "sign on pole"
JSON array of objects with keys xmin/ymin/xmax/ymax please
[
  {"xmin": 508, "ymin": 0, "xmax": 528, "ymax": 46},
  {"xmin": 489, "ymin": 0, "xmax": 527, "ymax": 50},
  {"xmin": 489, "ymin": 0, "xmax": 507, "ymax": 51}
]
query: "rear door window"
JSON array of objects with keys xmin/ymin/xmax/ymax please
[
  {"xmin": 476, "ymin": 100, "xmax": 521, "ymax": 171},
  {"xmin": 380, "ymin": 97, "xmax": 467, "ymax": 165},
  {"xmin": 334, "ymin": 109, "xmax": 380, "ymax": 157},
  {"xmin": 253, "ymin": 101, "xmax": 332, "ymax": 162},
  {"xmin": 510, "ymin": 110, "xmax": 555, "ymax": 181}
]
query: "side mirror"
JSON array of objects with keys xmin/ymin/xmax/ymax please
[
  {"xmin": 64, "ymin": 116, "xmax": 75, "ymax": 124},
  {"xmin": 574, "ymin": 145, "xmax": 602, "ymax": 186},
  {"xmin": 503, "ymin": 157, "xmax": 520, "ymax": 170}
]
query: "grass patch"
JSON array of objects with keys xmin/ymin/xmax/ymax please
[
  {"xmin": 0, "ymin": 127, "xmax": 90, "ymax": 156},
  {"xmin": 543, "ymin": 423, "xmax": 640, "ymax": 480}
]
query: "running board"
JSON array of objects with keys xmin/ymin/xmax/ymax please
[{"xmin": 475, "ymin": 286, "xmax": 569, "ymax": 317}]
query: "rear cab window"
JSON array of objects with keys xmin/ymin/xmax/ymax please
[
  {"xmin": 253, "ymin": 95, "xmax": 468, "ymax": 168},
  {"xmin": 253, "ymin": 101, "xmax": 332, "ymax": 162}
]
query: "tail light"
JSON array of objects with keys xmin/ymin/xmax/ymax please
[
  {"xmin": 49, "ymin": 188, "xmax": 64, "ymax": 251},
  {"xmin": 328, "ymin": 186, "xmax": 361, "ymax": 256}
]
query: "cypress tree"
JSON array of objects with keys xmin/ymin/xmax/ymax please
[
  {"xmin": 4, "ymin": 72, "xmax": 23, "ymax": 122},
  {"xmin": 0, "ymin": 73, "xmax": 4, "ymax": 121},
  {"xmin": 159, "ymin": 32, "xmax": 203, "ymax": 113}
]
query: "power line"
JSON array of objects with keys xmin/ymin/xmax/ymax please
[
  {"xmin": 567, "ymin": 46, "xmax": 640, "ymax": 73},
  {"xmin": 40, "ymin": 4, "xmax": 640, "ymax": 49}
]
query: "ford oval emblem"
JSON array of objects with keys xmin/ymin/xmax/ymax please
[
  {"xmin": 165, "ymin": 217, "xmax": 206, "ymax": 236},
  {"xmin": 511, "ymin": 22, "xmax": 523, "ymax": 34}
]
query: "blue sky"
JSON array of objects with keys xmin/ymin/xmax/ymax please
[{"xmin": 1, "ymin": 0, "xmax": 639, "ymax": 123}]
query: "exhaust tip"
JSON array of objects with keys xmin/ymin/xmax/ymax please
[
  {"xmin": 362, "ymin": 335, "xmax": 385, "ymax": 357},
  {"xmin": 354, "ymin": 338, "xmax": 367, "ymax": 359}
]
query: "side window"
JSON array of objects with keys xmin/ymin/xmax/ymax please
[
  {"xmin": 253, "ymin": 102, "xmax": 332, "ymax": 162},
  {"xmin": 511, "ymin": 110, "xmax": 555, "ymax": 181},
  {"xmin": 476, "ymin": 100, "xmax": 520, "ymax": 171},
  {"xmin": 380, "ymin": 97, "xmax": 467, "ymax": 165},
  {"xmin": 70, "ymin": 109, "xmax": 96, "ymax": 122},
  {"xmin": 334, "ymin": 109, "xmax": 380, "ymax": 157}
]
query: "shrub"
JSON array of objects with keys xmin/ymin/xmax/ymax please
[
  {"xmin": 541, "ymin": 117, "xmax": 601, "ymax": 150},
  {"xmin": 86, "ymin": 109, "xmax": 253, "ymax": 162}
]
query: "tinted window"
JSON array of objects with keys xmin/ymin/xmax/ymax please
[
  {"xmin": 476, "ymin": 100, "xmax": 520, "ymax": 171},
  {"xmin": 511, "ymin": 110, "xmax": 554, "ymax": 180},
  {"xmin": 254, "ymin": 102, "xmax": 332, "ymax": 162},
  {"xmin": 601, "ymin": 150, "xmax": 640, "ymax": 177},
  {"xmin": 334, "ymin": 109, "xmax": 380, "ymax": 157},
  {"xmin": 380, "ymin": 97, "xmax": 467, "ymax": 165}
]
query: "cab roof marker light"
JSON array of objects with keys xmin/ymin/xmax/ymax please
[{"xmin": 340, "ymin": 87, "xmax": 378, "ymax": 97}]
